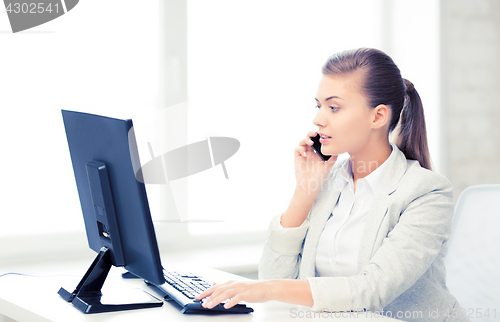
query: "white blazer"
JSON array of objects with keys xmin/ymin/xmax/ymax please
[{"xmin": 259, "ymin": 143, "xmax": 469, "ymax": 322}]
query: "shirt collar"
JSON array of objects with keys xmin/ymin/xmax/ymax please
[
  {"xmin": 364, "ymin": 145, "xmax": 395, "ymax": 193},
  {"xmin": 335, "ymin": 145, "xmax": 395, "ymax": 193},
  {"xmin": 336, "ymin": 157, "xmax": 353, "ymax": 191}
]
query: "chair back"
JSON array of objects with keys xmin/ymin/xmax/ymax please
[{"xmin": 444, "ymin": 184, "xmax": 500, "ymax": 320}]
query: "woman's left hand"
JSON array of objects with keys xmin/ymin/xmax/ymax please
[{"xmin": 195, "ymin": 280, "xmax": 271, "ymax": 309}]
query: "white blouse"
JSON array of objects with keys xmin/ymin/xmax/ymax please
[{"xmin": 315, "ymin": 148, "xmax": 394, "ymax": 277}]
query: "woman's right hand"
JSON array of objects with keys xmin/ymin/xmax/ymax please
[
  {"xmin": 294, "ymin": 131, "xmax": 338, "ymax": 196},
  {"xmin": 281, "ymin": 131, "xmax": 338, "ymax": 228}
]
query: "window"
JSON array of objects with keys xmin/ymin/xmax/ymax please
[
  {"xmin": 0, "ymin": 1, "xmax": 160, "ymax": 258},
  {"xmin": 184, "ymin": 0, "xmax": 440, "ymax": 237},
  {"xmin": 0, "ymin": 0, "xmax": 439, "ymax": 261}
]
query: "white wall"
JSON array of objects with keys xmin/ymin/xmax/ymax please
[{"xmin": 441, "ymin": 0, "xmax": 500, "ymax": 200}]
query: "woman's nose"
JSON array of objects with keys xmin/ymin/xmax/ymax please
[{"xmin": 313, "ymin": 107, "xmax": 326, "ymax": 127}]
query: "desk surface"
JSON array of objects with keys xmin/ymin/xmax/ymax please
[{"xmin": 0, "ymin": 265, "xmax": 399, "ymax": 322}]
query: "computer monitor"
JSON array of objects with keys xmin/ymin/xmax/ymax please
[{"xmin": 58, "ymin": 110, "xmax": 165, "ymax": 313}]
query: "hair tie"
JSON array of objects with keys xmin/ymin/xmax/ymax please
[{"xmin": 403, "ymin": 78, "xmax": 414, "ymax": 94}]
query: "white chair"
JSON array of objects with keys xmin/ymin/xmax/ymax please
[{"xmin": 444, "ymin": 184, "xmax": 500, "ymax": 321}]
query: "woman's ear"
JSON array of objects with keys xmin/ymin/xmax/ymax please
[{"xmin": 372, "ymin": 104, "xmax": 390, "ymax": 129}]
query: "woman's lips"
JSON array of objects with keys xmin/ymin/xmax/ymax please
[{"xmin": 319, "ymin": 134, "xmax": 331, "ymax": 144}]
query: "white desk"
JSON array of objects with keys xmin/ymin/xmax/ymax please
[{"xmin": 0, "ymin": 265, "xmax": 399, "ymax": 322}]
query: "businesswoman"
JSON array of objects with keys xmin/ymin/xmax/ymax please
[{"xmin": 196, "ymin": 48, "xmax": 468, "ymax": 322}]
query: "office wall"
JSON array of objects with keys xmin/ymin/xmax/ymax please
[{"xmin": 441, "ymin": 0, "xmax": 500, "ymax": 201}]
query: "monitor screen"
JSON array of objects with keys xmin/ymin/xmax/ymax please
[{"xmin": 62, "ymin": 110, "xmax": 164, "ymax": 286}]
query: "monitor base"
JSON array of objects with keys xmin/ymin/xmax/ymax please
[{"xmin": 58, "ymin": 247, "xmax": 163, "ymax": 314}]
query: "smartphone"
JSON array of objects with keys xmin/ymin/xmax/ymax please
[{"xmin": 310, "ymin": 134, "xmax": 331, "ymax": 161}]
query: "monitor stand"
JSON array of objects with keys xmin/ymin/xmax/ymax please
[{"xmin": 58, "ymin": 247, "xmax": 163, "ymax": 314}]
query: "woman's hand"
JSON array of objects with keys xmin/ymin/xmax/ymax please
[
  {"xmin": 195, "ymin": 279, "xmax": 313, "ymax": 309},
  {"xmin": 294, "ymin": 131, "xmax": 338, "ymax": 195},
  {"xmin": 279, "ymin": 131, "xmax": 339, "ymax": 228},
  {"xmin": 195, "ymin": 280, "xmax": 271, "ymax": 309}
]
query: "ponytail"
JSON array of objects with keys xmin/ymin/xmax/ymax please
[
  {"xmin": 395, "ymin": 79, "xmax": 431, "ymax": 170},
  {"xmin": 322, "ymin": 48, "xmax": 432, "ymax": 171}
]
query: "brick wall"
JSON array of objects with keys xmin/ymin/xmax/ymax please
[{"xmin": 441, "ymin": 0, "xmax": 500, "ymax": 201}]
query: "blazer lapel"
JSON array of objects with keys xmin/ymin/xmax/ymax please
[
  {"xmin": 299, "ymin": 161, "xmax": 344, "ymax": 278},
  {"xmin": 357, "ymin": 143, "xmax": 408, "ymax": 270},
  {"xmin": 357, "ymin": 191, "xmax": 391, "ymax": 269}
]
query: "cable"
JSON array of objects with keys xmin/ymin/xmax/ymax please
[
  {"xmin": 0, "ymin": 272, "xmax": 82, "ymax": 279},
  {"xmin": 0, "ymin": 272, "xmax": 36, "ymax": 278}
]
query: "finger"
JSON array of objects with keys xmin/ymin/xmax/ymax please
[
  {"xmin": 296, "ymin": 138, "xmax": 315, "ymax": 158},
  {"xmin": 295, "ymin": 146, "xmax": 315, "ymax": 158},
  {"xmin": 223, "ymin": 294, "xmax": 243, "ymax": 309},
  {"xmin": 298, "ymin": 137, "xmax": 314, "ymax": 147},
  {"xmin": 203, "ymin": 288, "xmax": 236, "ymax": 309},
  {"xmin": 203, "ymin": 295, "xmax": 224, "ymax": 309},
  {"xmin": 195, "ymin": 284, "xmax": 217, "ymax": 300},
  {"xmin": 307, "ymin": 130, "xmax": 318, "ymax": 138},
  {"xmin": 295, "ymin": 146, "xmax": 307, "ymax": 158},
  {"xmin": 200, "ymin": 286, "xmax": 224, "ymax": 308}
]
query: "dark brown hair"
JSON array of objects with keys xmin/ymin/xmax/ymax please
[{"xmin": 322, "ymin": 48, "xmax": 431, "ymax": 170}]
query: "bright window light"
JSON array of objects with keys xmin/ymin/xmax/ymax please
[
  {"xmin": 0, "ymin": 0, "xmax": 439, "ymax": 244},
  {"xmin": 0, "ymin": 0, "xmax": 160, "ymax": 237},
  {"xmin": 185, "ymin": 0, "xmax": 439, "ymax": 235}
]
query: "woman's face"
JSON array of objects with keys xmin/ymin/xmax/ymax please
[{"xmin": 313, "ymin": 73, "xmax": 378, "ymax": 157}]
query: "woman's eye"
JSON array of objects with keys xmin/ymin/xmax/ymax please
[{"xmin": 315, "ymin": 105, "xmax": 338, "ymax": 111}]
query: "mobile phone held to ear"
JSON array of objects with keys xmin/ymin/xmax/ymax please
[{"xmin": 310, "ymin": 134, "xmax": 332, "ymax": 161}]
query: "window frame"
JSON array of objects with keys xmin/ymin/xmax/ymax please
[{"xmin": 0, "ymin": 0, "xmax": 440, "ymax": 265}]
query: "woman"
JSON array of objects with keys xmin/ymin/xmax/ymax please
[{"xmin": 196, "ymin": 48, "xmax": 468, "ymax": 322}]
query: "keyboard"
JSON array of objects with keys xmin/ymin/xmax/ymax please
[{"xmin": 146, "ymin": 269, "xmax": 254, "ymax": 314}]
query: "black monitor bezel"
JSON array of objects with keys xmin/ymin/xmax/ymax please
[{"xmin": 62, "ymin": 109, "xmax": 164, "ymax": 286}]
